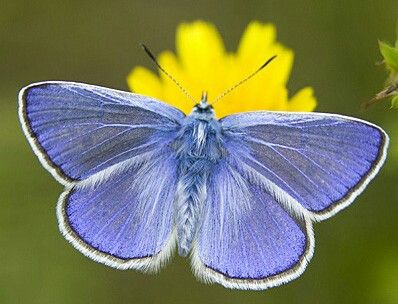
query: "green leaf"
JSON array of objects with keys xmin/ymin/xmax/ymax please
[
  {"xmin": 391, "ymin": 95, "xmax": 398, "ymax": 109},
  {"xmin": 379, "ymin": 41, "xmax": 398, "ymax": 72}
]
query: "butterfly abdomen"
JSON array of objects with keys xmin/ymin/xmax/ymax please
[
  {"xmin": 174, "ymin": 115, "xmax": 224, "ymax": 256},
  {"xmin": 175, "ymin": 158, "xmax": 209, "ymax": 256}
]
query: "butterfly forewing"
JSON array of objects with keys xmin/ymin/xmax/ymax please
[
  {"xmin": 220, "ymin": 111, "xmax": 388, "ymax": 221},
  {"xmin": 19, "ymin": 82, "xmax": 184, "ymax": 184}
]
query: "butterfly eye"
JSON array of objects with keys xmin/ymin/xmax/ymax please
[{"xmin": 194, "ymin": 104, "xmax": 212, "ymax": 113}]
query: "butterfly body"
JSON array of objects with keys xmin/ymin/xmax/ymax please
[
  {"xmin": 19, "ymin": 81, "xmax": 389, "ymax": 290},
  {"xmin": 173, "ymin": 103, "xmax": 223, "ymax": 256}
]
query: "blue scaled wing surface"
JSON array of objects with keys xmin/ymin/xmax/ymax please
[
  {"xmin": 19, "ymin": 81, "xmax": 184, "ymax": 270},
  {"xmin": 192, "ymin": 111, "xmax": 388, "ymax": 290}
]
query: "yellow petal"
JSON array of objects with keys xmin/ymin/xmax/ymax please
[
  {"xmin": 176, "ymin": 20, "xmax": 226, "ymax": 89},
  {"xmin": 158, "ymin": 50, "xmax": 195, "ymax": 99},
  {"xmin": 237, "ymin": 22, "xmax": 293, "ymax": 87},
  {"xmin": 158, "ymin": 51, "xmax": 183, "ymax": 81},
  {"xmin": 127, "ymin": 66, "xmax": 162, "ymax": 99},
  {"xmin": 288, "ymin": 87, "xmax": 317, "ymax": 112},
  {"xmin": 238, "ymin": 21, "xmax": 276, "ymax": 63}
]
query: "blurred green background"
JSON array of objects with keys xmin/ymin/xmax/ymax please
[{"xmin": 1, "ymin": 1, "xmax": 398, "ymax": 303}]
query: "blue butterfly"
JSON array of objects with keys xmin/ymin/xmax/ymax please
[{"xmin": 19, "ymin": 63, "xmax": 388, "ymax": 290}]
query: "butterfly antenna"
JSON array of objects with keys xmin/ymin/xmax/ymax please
[
  {"xmin": 210, "ymin": 55, "xmax": 277, "ymax": 105},
  {"xmin": 141, "ymin": 44, "xmax": 196, "ymax": 103}
]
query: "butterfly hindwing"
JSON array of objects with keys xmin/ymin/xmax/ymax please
[
  {"xmin": 191, "ymin": 160, "xmax": 314, "ymax": 290},
  {"xmin": 19, "ymin": 81, "xmax": 184, "ymax": 184},
  {"xmin": 220, "ymin": 111, "xmax": 389, "ymax": 221},
  {"xmin": 58, "ymin": 149, "xmax": 178, "ymax": 271}
]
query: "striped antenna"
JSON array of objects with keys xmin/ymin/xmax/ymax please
[
  {"xmin": 141, "ymin": 44, "xmax": 196, "ymax": 103},
  {"xmin": 210, "ymin": 55, "xmax": 277, "ymax": 106}
]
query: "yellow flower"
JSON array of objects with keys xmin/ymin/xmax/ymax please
[{"xmin": 127, "ymin": 20, "xmax": 317, "ymax": 118}]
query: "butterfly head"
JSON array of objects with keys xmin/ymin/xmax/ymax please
[{"xmin": 192, "ymin": 91, "xmax": 215, "ymax": 118}]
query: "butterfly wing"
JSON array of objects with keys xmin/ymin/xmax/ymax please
[
  {"xmin": 191, "ymin": 160, "xmax": 314, "ymax": 290},
  {"xmin": 220, "ymin": 111, "xmax": 388, "ymax": 221},
  {"xmin": 19, "ymin": 81, "xmax": 184, "ymax": 185},
  {"xmin": 192, "ymin": 111, "xmax": 388, "ymax": 289},
  {"xmin": 58, "ymin": 149, "xmax": 178, "ymax": 271},
  {"xmin": 19, "ymin": 81, "xmax": 184, "ymax": 270}
]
